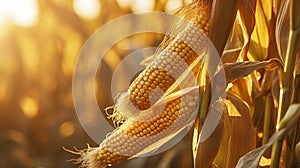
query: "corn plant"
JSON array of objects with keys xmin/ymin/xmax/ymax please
[{"xmin": 195, "ymin": 0, "xmax": 300, "ymax": 167}]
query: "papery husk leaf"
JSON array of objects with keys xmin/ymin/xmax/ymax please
[
  {"xmin": 226, "ymin": 92, "xmax": 256, "ymax": 167},
  {"xmin": 237, "ymin": 0, "xmax": 256, "ymax": 59},
  {"xmin": 296, "ymin": 141, "xmax": 300, "ymax": 163},
  {"xmin": 236, "ymin": 129, "xmax": 286, "ymax": 168},
  {"xmin": 221, "ymin": 13, "xmax": 245, "ymax": 63},
  {"xmin": 236, "ymin": 104, "xmax": 300, "ymax": 168},
  {"xmin": 213, "ymin": 92, "xmax": 255, "ymax": 167},
  {"xmin": 212, "ymin": 104, "xmax": 231, "ymax": 168},
  {"xmin": 222, "ymin": 48, "xmax": 242, "ymax": 63},
  {"xmin": 213, "ymin": 59, "xmax": 281, "ymax": 108},
  {"xmin": 195, "ymin": 101, "xmax": 225, "ymax": 168},
  {"xmin": 215, "ymin": 58, "xmax": 281, "ymax": 84},
  {"xmin": 237, "ymin": 0, "xmax": 256, "ymax": 35},
  {"xmin": 275, "ymin": 0, "xmax": 290, "ymax": 60},
  {"xmin": 210, "ymin": 0, "xmax": 238, "ymax": 55},
  {"xmin": 291, "ymin": 0, "xmax": 300, "ymax": 31},
  {"xmin": 247, "ymin": 0, "xmax": 272, "ymax": 61}
]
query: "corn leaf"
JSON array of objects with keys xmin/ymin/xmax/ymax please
[
  {"xmin": 221, "ymin": 14, "xmax": 245, "ymax": 63},
  {"xmin": 210, "ymin": 0, "xmax": 238, "ymax": 55},
  {"xmin": 236, "ymin": 104, "xmax": 300, "ymax": 168},
  {"xmin": 226, "ymin": 92, "xmax": 256, "ymax": 167},
  {"xmin": 215, "ymin": 58, "xmax": 281, "ymax": 84},
  {"xmin": 247, "ymin": 0, "xmax": 272, "ymax": 61},
  {"xmin": 194, "ymin": 101, "xmax": 225, "ymax": 168},
  {"xmin": 230, "ymin": 78, "xmax": 253, "ymax": 107},
  {"xmin": 237, "ymin": 0, "xmax": 256, "ymax": 35},
  {"xmin": 236, "ymin": 0, "xmax": 256, "ymax": 60},
  {"xmin": 213, "ymin": 92, "xmax": 255, "ymax": 167},
  {"xmin": 296, "ymin": 142, "xmax": 300, "ymax": 163},
  {"xmin": 222, "ymin": 48, "xmax": 242, "ymax": 63},
  {"xmin": 212, "ymin": 104, "xmax": 231, "ymax": 168},
  {"xmin": 275, "ymin": 0, "xmax": 290, "ymax": 60},
  {"xmin": 291, "ymin": 0, "xmax": 300, "ymax": 31}
]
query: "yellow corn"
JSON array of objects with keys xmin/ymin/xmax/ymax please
[
  {"xmin": 129, "ymin": 7, "xmax": 210, "ymax": 111},
  {"xmin": 80, "ymin": 1, "xmax": 212, "ymax": 167}
]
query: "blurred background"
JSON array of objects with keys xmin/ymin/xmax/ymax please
[{"xmin": 0, "ymin": 0, "xmax": 197, "ymax": 167}]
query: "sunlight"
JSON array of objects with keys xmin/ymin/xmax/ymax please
[
  {"xmin": 184, "ymin": 0, "xmax": 193, "ymax": 4},
  {"xmin": 0, "ymin": 0, "xmax": 38, "ymax": 27},
  {"xmin": 259, "ymin": 156, "xmax": 271, "ymax": 167},
  {"xmin": 131, "ymin": 0, "xmax": 155, "ymax": 12},
  {"xmin": 20, "ymin": 96, "xmax": 39, "ymax": 118},
  {"xmin": 116, "ymin": 0, "xmax": 132, "ymax": 9},
  {"xmin": 59, "ymin": 121, "xmax": 75, "ymax": 138},
  {"xmin": 0, "ymin": 82, "xmax": 7, "ymax": 101},
  {"xmin": 227, "ymin": 100, "xmax": 242, "ymax": 117},
  {"xmin": 165, "ymin": 0, "xmax": 183, "ymax": 11},
  {"xmin": 276, "ymin": 124, "xmax": 280, "ymax": 130},
  {"xmin": 73, "ymin": 0, "xmax": 101, "ymax": 19}
]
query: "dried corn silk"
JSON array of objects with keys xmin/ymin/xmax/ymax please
[{"xmin": 78, "ymin": 1, "xmax": 212, "ymax": 167}]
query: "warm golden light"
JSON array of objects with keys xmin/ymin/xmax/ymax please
[
  {"xmin": 61, "ymin": 34, "xmax": 82, "ymax": 77},
  {"xmin": 257, "ymin": 132, "xmax": 263, "ymax": 138},
  {"xmin": 0, "ymin": 82, "xmax": 7, "ymax": 101},
  {"xmin": 227, "ymin": 100, "xmax": 242, "ymax": 117},
  {"xmin": 0, "ymin": 0, "xmax": 38, "ymax": 27},
  {"xmin": 20, "ymin": 96, "xmax": 39, "ymax": 118},
  {"xmin": 184, "ymin": 0, "xmax": 193, "ymax": 3},
  {"xmin": 259, "ymin": 156, "xmax": 271, "ymax": 167},
  {"xmin": 116, "ymin": 0, "xmax": 132, "ymax": 9},
  {"xmin": 59, "ymin": 121, "xmax": 75, "ymax": 138},
  {"xmin": 73, "ymin": 0, "xmax": 101, "ymax": 19},
  {"xmin": 276, "ymin": 124, "xmax": 280, "ymax": 130},
  {"xmin": 131, "ymin": 0, "xmax": 155, "ymax": 12},
  {"xmin": 165, "ymin": 0, "xmax": 183, "ymax": 11}
]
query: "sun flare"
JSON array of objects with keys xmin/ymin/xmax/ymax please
[{"xmin": 0, "ymin": 0, "xmax": 38, "ymax": 27}]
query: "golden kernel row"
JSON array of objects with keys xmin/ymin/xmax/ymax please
[
  {"xmin": 128, "ymin": 6, "xmax": 210, "ymax": 111},
  {"xmin": 96, "ymin": 90, "xmax": 199, "ymax": 167},
  {"xmin": 129, "ymin": 68, "xmax": 176, "ymax": 110}
]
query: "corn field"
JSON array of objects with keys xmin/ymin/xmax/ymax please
[{"xmin": 0, "ymin": 0, "xmax": 299, "ymax": 168}]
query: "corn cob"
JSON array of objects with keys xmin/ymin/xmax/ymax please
[
  {"xmin": 79, "ymin": 1, "xmax": 212, "ymax": 167},
  {"xmin": 128, "ymin": 9, "xmax": 210, "ymax": 111},
  {"xmin": 82, "ymin": 90, "xmax": 199, "ymax": 168}
]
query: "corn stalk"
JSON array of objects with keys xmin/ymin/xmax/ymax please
[{"xmin": 271, "ymin": 0, "xmax": 300, "ymax": 167}]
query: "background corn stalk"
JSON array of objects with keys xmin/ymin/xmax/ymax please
[{"xmin": 194, "ymin": 0, "xmax": 300, "ymax": 167}]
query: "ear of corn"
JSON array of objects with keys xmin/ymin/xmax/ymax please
[
  {"xmin": 79, "ymin": 1, "xmax": 212, "ymax": 167},
  {"xmin": 128, "ymin": 16, "xmax": 210, "ymax": 111}
]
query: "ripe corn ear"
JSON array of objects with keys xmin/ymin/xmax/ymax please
[{"xmin": 79, "ymin": 1, "xmax": 212, "ymax": 167}]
